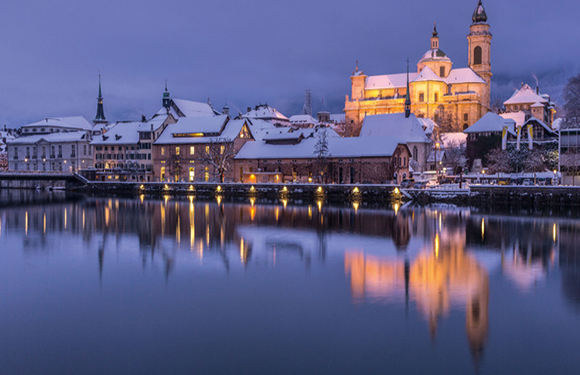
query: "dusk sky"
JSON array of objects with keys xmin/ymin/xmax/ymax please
[{"xmin": 1, "ymin": 0, "xmax": 578, "ymax": 126}]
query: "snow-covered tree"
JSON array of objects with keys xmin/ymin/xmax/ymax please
[
  {"xmin": 562, "ymin": 148, "xmax": 580, "ymax": 185},
  {"xmin": 524, "ymin": 148, "xmax": 547, "ymax": 183},
  {"xmin": 563, "ymin": 74, "xmax": 580, "ymax": 128},
  {"xmin": 313, "ymin": 130, "xmax": 330, "ymax": 183},
  {"xmin": 201, "ymin": 138, "xmax": 237, "ymax": 183},
  {"xmin": 444, "ymin": 140, "xmax": 467, "ymax": 175},
  {"xmin": 486, "ymin": 147, "xmax": 511, "ymax": 181}
]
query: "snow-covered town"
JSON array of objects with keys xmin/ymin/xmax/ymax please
[
  {"xmin": 1, "ymin": 1, "xmax": 579, "ymax": 189},
  {"xmin": 0, "ymin": 7, "xmax": 577, "ymax": 191}
]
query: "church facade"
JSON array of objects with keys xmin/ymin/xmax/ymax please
[{"xmin": 344, "ymin": 0, "xmax": 492, "ymax": 135}]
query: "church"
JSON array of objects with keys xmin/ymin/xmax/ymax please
[{"xmin": 344, "ymin": 0, "xmax": 492, "ymax": 135}]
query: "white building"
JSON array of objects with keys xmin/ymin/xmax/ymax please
[
  {"xmin": 7, "ymin": 131, "xmax": 93, "ymax": 172},
  {"xmin": 502, "ymin": 84, "xmax": 556, "ymax": 128},
  {"xmin": 243, "ymin": 104, "xmax": 291, "ymax": 127},
  {"xmin": 19, "ymin": 116, "xmax": 93, "ymax": 136}
]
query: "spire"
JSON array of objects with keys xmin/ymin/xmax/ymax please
[
  {"xmin": 472, "ymin": 0, "xmax": 488, "ymax": 24},
  {"xmin": 94, "ymin": 74, "xmax": 107, "ymax": 124},
  {"xmin": 430, "ymin": 22, "xmax": 440, "ymax": 49},
  {"xmin": 432, "ymin": 22, "xmax": 438, "ymax": 37},
  {"xmin": 405, "ymin": 59, "xmax": 411, "ymax": 118},
  {"xmin": 162, "ymin": 80, "xmax": 172, "ymax": 111}
]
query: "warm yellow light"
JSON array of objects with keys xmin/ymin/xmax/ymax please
[
  {"xmin": 435, "ymin": 233, "xmax": 440, "ymax": 258},
  {"xmin": 282, "ymin": 186, "xmax": 288, "ymax": 192},
  {"xmin": 188, "ymin": 185, "xmax": 194, "ymax": 191},
  {"xmin": 216, "ymin": 185, "xmax": 222, "ymax": 192},
  {"xmin": 140, "ymin": 184, "xmax": 145, "ymax": 190},
  {"xmin": 394, "ymin": 187, "xmax": 400, "ymax": 195},
  {"xmin": 250, "ymin": 186, "xmax": 256, "ymax": 192},
  {"xmin": 481, "ymin": 218, "xmax": 485, "ymax": 240},
  {"xmin": 281, "ymin": 198, "xmax": 288, "ymax": 208},
  {"xmin": 353, "ymin": 201, "xmax": 359, "ymax": 212},
  {"xmin": 216, "ymin": 195, "xmax": 222, "ymax": 205},
  {"xmin": 164, "ymin": 184, "xmax": 169, "ymax": 190},
  {"xmin": 317, "ymin": 186, "xmax": 323, "ymax": 193},
  {"xmin": 394, "ymin": 203, "xmax": 400, "ymax": 215},
  {"xmin": 553, "ymin": 223, "xmax": 557, "ymax": 243},
  {"xmin": 250, "ymin": 197, "xmax": 256, "ymax": 206},
  {"xmin": 353, "ymin": 187, "xmax": 359, "ymax": 193}
]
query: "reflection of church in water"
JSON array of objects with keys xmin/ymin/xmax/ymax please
[{"xmin": 345, "ymin": 228, "xmax": 489, "ymax": 363}]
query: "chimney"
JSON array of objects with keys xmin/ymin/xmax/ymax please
[
  {"xmin": 247, "ymin": 107, "xmax": 251, "ymax": 113},
  {"xmin": 521, "ymin": 82, "xmax": 524, "ymax": 88},
  {"xmin": 536, "ymin": 86, "xmax": 539, "ymax": 95},
  {"xmin": 223, "ymin": 105, "xmax": 230, "ymax": 116}
]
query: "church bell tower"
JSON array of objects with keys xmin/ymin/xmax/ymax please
[
  {"xmin": 94, "ymin": 74, "xmax": 107, "ymax": 125},
  {"xmin": 468, "ymin": 0, "xmax": 492, "ymax": 108}
]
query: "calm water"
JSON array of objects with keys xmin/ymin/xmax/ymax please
[{"xmin": 0, "ymin": 191, "xmax": 579, "ymax": 375}]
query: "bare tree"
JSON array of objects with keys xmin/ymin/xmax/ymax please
[
  {"xmin": 486, "ymin": 147, "xmax": 511, "ymax": 182},
  {"xmin": 166, "ymin": 148, "xmax": 183, "ymax": 182},
  {"xmin": 0, "ymin": 152, "xmax": 7, "ymax": 171},
  {"xmin": 201, "ymin": 138, "xmax": 236, "ymax": 183},
  {"xmin": 524, "ymin": 148, "xmax": 547, "ymax": 184},
  {"xmin": 443, "ymin": 140, "xmax": 467, "ymax": 175},
  {"xmin": 563, "ymin": 74, "xmax": 580, "ymax": 128}
]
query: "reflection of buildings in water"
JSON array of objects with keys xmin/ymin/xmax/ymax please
[
  {"xmin": 501, "ymin": 242, "xmax": 551, "ymax": 292},
  {"xmin": 559, "ymin": 225, "xmax": 580, "ymax": 310},
  {"xmin": 344, "ymin": 236, "xmax": 489, "ymax": 363}
]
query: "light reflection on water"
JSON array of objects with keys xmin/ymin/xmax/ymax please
[{"xmin": 0, "ymin": 191, "xmax": 579, "ymax": 375}]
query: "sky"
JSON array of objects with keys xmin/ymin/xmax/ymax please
[{"xmin": 0, "ymin": 0, "xmax": 579, "ymax": 126}]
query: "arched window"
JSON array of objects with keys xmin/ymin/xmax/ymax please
[
  {"xmin": 474, "ymin": 46, "xmax": 482, "ymax": 65},
  {"xmin": 413, "ymin": 146, "xmax": 418, "ymax": 161}
]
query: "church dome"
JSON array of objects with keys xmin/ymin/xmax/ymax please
[
  {"xmin": 418, "ymin": 48, "xmax": 452, "ymax": 64},
  {"xmin": 472, "ymin": 0, "xmax": 488, "ymax": 24}
]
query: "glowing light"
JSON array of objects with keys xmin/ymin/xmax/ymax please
[
  {"xmin": 353, "ymin": 201, "xmax": 359, "ymax": 212},
  {"xmin": 164, "ymin": 195, "xmax": 170, "ymax": 205},
  {"xmin": 481, "ymin": 218, "xmax": 485, "ymax": 240},
  {"xmin": 394, "ymin": 203, "xmax": 399, "ymax": 215},
  {"xmin": 435, "ymin": 233, "xmax": 440, "ymax": 258},
  {"xmin": 139, "ymin": 184, "xmax": 145, "ymax": 190},
  {"xmin": 188, "ymin": 185, "xmax": 194, "ymax": 191},
  {"xmin": 216, "ymin": 195, "xmax": 222, "ymax": 205},
  {"xmin": 164, "ymin": 184, "xmax": 169, "ymax": 190},
  {"xmin": 281, "ymin": 198, "xmax": 288, "ymax": 208},
  {"xmin": 317, "ymin": 186, "xmax": 323, "ymax": 193},
  {"xmin": 43, "ymin": 213, "xmax": 46, "ymax": 235},
  {"xmin": 308, "ymin": 177, "xmax": 313, "ymax": 183},
  {"xmin": 317, "ymin": 199, "xmax": 323, "ymax": 211},
  {"xmin": 240, "ymin": 238, "xmax": 246, "ymax": 263},
  {"xmin": 353, "ymin": 187, "xmax": 359, "ymax": 193},
  {"xmin": 308, "ymin": 205, "xmax": 312, "ymax": 219},
  {"xmin": 250, "ymin": 186, "xmax": 256, "ymax": 193},
  {"xmin": 216, "ymin": 185, "xmax": 222, "ymax": 192},
  {"xmin": 553, "ymin": 223, "xmax": 557, "ymax": 243},
  {"xmin": 282, "ymin": 186, "xmax": 288, "ymax": 192},
  {"xmin": 394, "ymin": 187, "xmax": 400, "ymax": 195},
  {"xmin": 139, "ymin": 194, "xmax": 144, "ymax": 203},
  {"xmin": 25, "ymin": 211, "xmax": 28, "ymax": 235}
]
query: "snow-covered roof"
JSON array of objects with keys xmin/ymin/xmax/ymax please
[
  {"xmin": 235, "ymin": 136, "xmax": 407, "ymax": 160},
  {"xmin": 21, "ymin": 116, "xmax": 93, "ymax": 131},
  {"xmin": 413, "ymin": 66, "xmax": 444, "ymax": 82},
  {"xmin": 464, "ymin": 112, "xmax": 516, "ymax": 134},
  {"xmin": 417, "ymin": 118, "xmax": 437, "ymax": 135},
  {"xmin": 444, "ymin": 68, "xmax": 486, "ymax": 84},
  {"xmin": 289, "ymin": 114, "xmax": 319, "ymax": 126},
  {"xmin": 359, "ymin": 113, "xmax": 432, "ymax": 144},
  {"xmin": 91, "ymin": 116, "xmax": 170, "ymax": 146},
  {"xmin": 500, "ymin": 111, "xmax": 527, "ymax": 128},
  {"xmin": 440, "ymin": 132, "xmax": 467, "ymax": 147},
  {"xmin": 243, "ymin": 105, "xmax": 290, "ymax": 123},
  {"xmin": 297, "ymin": 126, "xmax": 341, "ymax": 139},
  {"xmin": 503, "ymin": 84, "xmax": 548, "ymax": 106},
  {"xmin": 418, "ymin": 48, "xmax": 452, "ymax": 64},
  {"xmin": 155, "ymin": 99, "xmax": 218, "ymax": 118},
  {"xmin": 365, "ymin": 67, "xmax": 484, "ymax": 89},
  {"xmin": 244, "ymin": 118, "xmax": 292, "ymax": 141},
  {"xmin": 524, "ymin": 117, "xmax": 556, "ymax": 135},
  {"xmin": 8, "ymin": 131, "xmax": 90, "ymax": 145},
  {"xmin": 154, "ymin": 118, "xmax": 247, "ymax": 145}
]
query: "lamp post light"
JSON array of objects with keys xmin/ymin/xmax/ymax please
[{"xmin": 435, "ymin": 142, "xmax": 440, "ymax": 181}]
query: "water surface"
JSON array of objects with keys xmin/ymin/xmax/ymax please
[{"xmin": 0, "ymin": 191, "xmax": 578, "ymax": 374}]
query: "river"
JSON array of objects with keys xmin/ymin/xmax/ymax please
[{"xmin": 0, "ymin": 191, "xmax": 578, "ymax": 374}]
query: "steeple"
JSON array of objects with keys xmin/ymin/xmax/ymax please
[
  {"xmin": 431, "ymin": 22, "xmax": 439, "ymax": 49},
  {"xmin": 405, "ymin": 59, "xmax": 411, "ymax": 118},
  {"xmin": 472, "ymin": 0, "xmax": 488, "ymax": 24},
  {"xmin": 162, "ymin": 80, "xmax": 172, "ymax": 111},
  {"xmin": 94, "ymin": 74, "xmax": 107, "ymax": 125}
]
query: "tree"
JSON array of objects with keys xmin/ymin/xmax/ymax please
[
  {"xmin": 313, "ymin": 130, "xmax": 330, "ymax": 183},
  {"xmin": 0, "ymin": 152, "xmax": 7, "ymax": 171},
  {"xmin": 201, "ymin": 138, "xmax": 237, "ymax": 183},
  {"xmin": 485, "ymin": 147, "xmax": 511, "ymax": 182},
  {"xmin": 524, "ymin": 148, "xmax": 547, "ymax": 184},
  {"xmin": 443, "ymin": 139, "xmax": 467, "ymax": 175},
  {"xmin": 563, "ymin": 74, "xmax": 580, "ymax": 128},
  {"xmin": 166, "ymin": 148, "xmax": 183, "ymax": 182}
]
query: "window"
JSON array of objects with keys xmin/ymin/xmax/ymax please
[
  {"xmin": 204, "ymin": 166, "xmax": 209, "ymax": 182},
  {"xmin": 413, "ymin": 146, "xmax": 418, "ymax": 161},
  {"xmin": 220, "ymin": 145, "xmax": 225, "ymax": 155},
  {"xmin": 464, "ymin": 113, "xmax": 469, "ymax": 122},
  {"xmin": 474, "ymin": 46, "xmax": 482, "ymax": 65},
  {"xmin": 439, "ymin": 67, "xmax": 445, "ymax": 77},
  {"xmin": 175, "ymin": 146, "xmax": 180, "ymax": 155},
  {"xmin": 190, "ymin": 146, "xmax": 195, "ymax": 155},
  {"xmin": 83, "ymin": 145, "xmax": 87, "ymax": 156},
  {"xmin": 434, "ymin": 93, "xmax": 439, "ymax": 102},
  {"xmin": 58, "ymin": 145, "xmax": 62, "ymax": 157},
  {"xmin": 419, "ymin": 93, "xmax": 425, "ymax": 102},
  {"xmin": 161, "ymin": 147, "xmax": 165, "ymax": 156},
  {"xmin": 205, "ymin": 146, "xmax": 210, "ymax": 154},
  {"xmin": 189, "ymin": 167, "xmax": 195, "ymax": 182},
  {"xmin": 161, "ymin": 167, "xmax": 166, "ymax": 181}
]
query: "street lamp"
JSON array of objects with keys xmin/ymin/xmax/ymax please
[{"xmin": 435, "ymin": 142, "xmax": 440, "ymax": 181}]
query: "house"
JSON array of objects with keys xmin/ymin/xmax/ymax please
[
  {"xmin": 289, "ymin": 114, "xmax": 319, "ymax": 128},
  {"xmin": 153, "ymin": 115, "xmax": 253, "ymax": 182},
  {"xmin": 502, "ymin": 83, "xmax": 556, "ymax": 127},
  {"xmin": 19, "ymin": 116, "xmax": 93, "ymax": 136},
  {"xmin": 7, "ymin": 131, "xmax": 93, "ymax": 172},
  {"xmin": 234, "ymin": 134, "xmax": 411, "ymax": 184},
  {"xmin": 359, "ymin": 113, "xmax": 432, "ymax": 172},
  {"xmin": 243, "ymin": 104, "xmax": 291, "ymax": 127},
  {"xmin": 91, "ymin": 114, "xmax": 176, "ymax": 181},
  {"xmin": 464, "ymin": 112, "xmax": 515, "ymax": 170}
]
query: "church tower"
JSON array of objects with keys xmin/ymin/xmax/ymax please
[
  {"xmin": 162, "ymin": 80, "xmax": 172, "ymax": 112},
  {"xmin": 468, "ymin": 0, "xmax": 492, "ymax": 108},
  {"xmin": 94, "ymin": 75, "xmax": 107, "ymax": 125}
]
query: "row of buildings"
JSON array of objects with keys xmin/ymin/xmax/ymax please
[{"xmin": 2, "ymin": 0, "xmax": 572, "ymax": 184}]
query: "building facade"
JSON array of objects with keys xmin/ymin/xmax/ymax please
[{"xmin": 344, "ymin": 0, "xmax": 492, "ymax": 135}]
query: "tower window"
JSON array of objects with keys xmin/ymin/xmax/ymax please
[
  {"xmin": 434, "ymin": 93, "xmax": 439, "ymax": 102},
  {"xmin": 419, "ymin": 93, "xmax": 425, "ymax": 102},
  {"xmin": 440, "ymin": 67, "xmax": 445, "ymax": 77},
  {"xmin": 464, "ymin": 113, "xmax": 469, "ymax": 121},
  {"xmin": 474, "ymin": 46, "xmax": 482, "ymax": 65}
]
